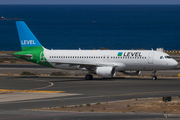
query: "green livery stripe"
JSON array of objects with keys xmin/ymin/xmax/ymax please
[
  {"xmin": 13, "ymin": 49, "xmax": 54, "ymax": 68},
  {"xmin": 21, "ymin": 46, "xmax": 44, "ymax": 51}
]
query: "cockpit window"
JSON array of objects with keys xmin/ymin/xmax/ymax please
[
  {"xmin": 160, "ymin": 56, "xmax": 171, "ymax": 59},
  {"xmin": 160, "ymin": 56, "xmax": 164, "ymax": 59},
  {"xmin": 165, "ymin": 56, "xmax": 171, "ymax": 59}
]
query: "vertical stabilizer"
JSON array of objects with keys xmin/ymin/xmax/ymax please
[{"xmin": 16, "ymin": 21, "xmax": 43, "ymax": 51}]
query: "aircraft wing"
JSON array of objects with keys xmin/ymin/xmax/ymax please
[
  {"xmin": 51, "ymin": 61, "xmax": 116, "ymax": 69},
  {"xmin": 51, "ymin": 61, "xmax": 125, "ymax": 71}
]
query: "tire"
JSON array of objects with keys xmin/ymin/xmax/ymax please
[
  {"xmin": 90, "ymin": 75, "xmax": 93, "ymax": 80},
  {"xmin": 85, "ymin": 74, "xmax": 93, "ymax": 80},
  {"xmin": 152, "ymin": 76, "xmax": 157, "ymax": 80}
]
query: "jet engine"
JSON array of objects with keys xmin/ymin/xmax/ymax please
[
  {"xmin": 95, "ymin": 67, "xmax": 116, "ymax": 78},
  {"xmin": 122, "ymin": 70, "xmax": 141, "ymax": 76}
]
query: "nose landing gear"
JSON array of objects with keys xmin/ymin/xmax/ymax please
[
  {"xmin": 152, "ymin": 70, "xmax": 157, "ymax": 80},
  {"xmin": 152, "ymin": 75, "xmax": 157, "ymax": 80}
]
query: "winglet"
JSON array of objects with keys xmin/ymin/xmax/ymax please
[{"xmin": 16, "ymin": 21, "xmax": 43, "ymax": 51}]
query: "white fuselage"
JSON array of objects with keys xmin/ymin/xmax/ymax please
[{"xmin": 44, "ymin": 49, "xmax": 178, "ymax": 71}]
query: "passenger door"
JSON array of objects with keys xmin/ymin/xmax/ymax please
[{"xmin": 148, "ymin": 52, "xmax": 154, "ymax": 64}]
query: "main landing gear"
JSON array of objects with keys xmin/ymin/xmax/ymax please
[
  {"xmin": 85, "ymin": 74, "xmax": 93, "ymax": 80},
  {"xmin": 152, "ymin": 70, "xmax": 157, "ymax": 80}
]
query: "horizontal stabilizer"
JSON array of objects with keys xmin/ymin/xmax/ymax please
[{"xmin": 13, "ymin": 54, "xmax": 33, "ymax": 59}]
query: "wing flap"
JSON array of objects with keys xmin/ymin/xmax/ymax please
[{"xmin": 52, "ymin": 61, "xmax": 115, "ymax": 67}]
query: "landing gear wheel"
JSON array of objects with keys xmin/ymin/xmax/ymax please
[
  {"xmin": 152, "ymin": 76, "xmax": 157, "ymax": 80},
  {"xmin": 85, "ymin": 74, "xmax": 93, "ymax": 80},
  {"xmin": 152, "ymin": 70, "xmax": 157, "ymax": 80}
]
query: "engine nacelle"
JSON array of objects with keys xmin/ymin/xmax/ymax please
[
  {"xmin": 96, "ymin": 67, "xmax": 116, "ymax": 78},
  {"xmin": 122, "ymin": 70, "xmax": 141, "ymax": 76}
]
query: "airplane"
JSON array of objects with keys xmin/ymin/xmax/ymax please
[{"xmin": 13, "ymin": 21, "xmax": 178, "ymax": 80}]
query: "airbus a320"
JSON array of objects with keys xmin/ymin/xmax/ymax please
[{"xmin": 14, "ymin": 21, "xmax": 178, "ymax": 80}]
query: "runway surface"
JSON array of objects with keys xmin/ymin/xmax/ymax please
[
  {"xmin": 0, "ymin": 76, "xmax": 180, "ymax": 119},
  {"xmin": 0, "ymin": 63, "xmax": 180, "ymax": 76}
]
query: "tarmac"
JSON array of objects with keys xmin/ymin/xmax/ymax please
[
  {"xmin": 0, "ymin": 74, "xmax": 180, "ymax": 119},
  {"xmin": 0, "ymin": 63, "xmax": 179, "ymax": 76}
]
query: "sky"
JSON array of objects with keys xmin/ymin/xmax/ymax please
[{"xmin": 1, "ymin": 0, "xmax": 180, "ymax": 5}]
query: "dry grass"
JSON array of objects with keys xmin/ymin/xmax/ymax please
[
  {"xmin": 0, "ymin": 51, "xmax": 17, "ymax": 55},
  {"xmin": 35, "ymin": 97, "xmax": 180, "ymax": 114}
]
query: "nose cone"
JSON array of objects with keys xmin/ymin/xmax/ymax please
[{"xmin": 170, "ymin": 59, "xmax": 178, "ymax": 68}]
